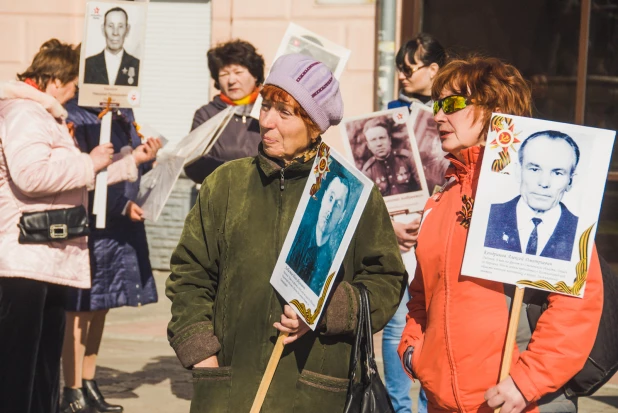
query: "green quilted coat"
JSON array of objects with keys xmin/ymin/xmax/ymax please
[{"xmin": 166, "ymin": 147, "xmax": 406, "ymax": 413}]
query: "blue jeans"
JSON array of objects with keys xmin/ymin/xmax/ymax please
[{"xmin": 383, "ymin": 289, "xmax": 427, "ymax": 413}]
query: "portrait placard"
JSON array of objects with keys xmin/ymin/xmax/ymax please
[
  {"xmin": 461, "ymin": 114, "xmax": 616, "ymax": 297},
  {"xmin": 340, "ymin": 107, "xmax": 429, "ymax": 214},
  {"xmin": 270, "ymin": 143, "xmax": 373, "ymax": 329},
  {"xmin": 250, "ymin": 22, "xmax": 351, "ymax": 119},
  {"xmin": 78, "ymin": 0, "xmax": 149, "ymax": 108},
  {"xmin": 136, "ymin": 107, "xmax": 234, "ymax": 221},
  {"xmin": 408, "ymin": 103, "xmax": 450, "ymax": 195},
  {"xmin": 136, "ymin": 153, "xmax": 184, "ymax": 222}
]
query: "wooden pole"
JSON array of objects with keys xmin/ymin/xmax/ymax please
[
  {"xmin": 249, "ymin": 331, "xmax": 289, "ymax": 413},
  {"xmin": 575, "ymin": 0, "xmax": 591, "ymax": 125},
  {"xmin": 494, "ymin": 286, "xmax": 525, "ymax": 413}
]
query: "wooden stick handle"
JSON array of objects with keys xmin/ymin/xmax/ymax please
[
  {"xmin": 250, "ymin": 332, "xmax": 288, "ymax": 413},
  {"xmin": 494, "ymin": 286, "xmax": 525, "ymax": 413}
]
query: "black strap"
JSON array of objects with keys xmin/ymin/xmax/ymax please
[
  {"xmin": 349, "ymin": 285, "xmax": 378, "ymax": 384},
  {"xmin": 360, "ymin": 285, "xmax": 379, "ymax": 380},
  {"xmin": 348, "ymin": 285, "xmax": 365, "ymax": 385}
]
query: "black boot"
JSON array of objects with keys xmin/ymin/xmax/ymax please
[
  {"xmin": 60, "ymin": 387, "xmax": 94, "ymax": 413},
  {"xmin": 83, "ymin": 379, "xmax": 124, "ymax": 413}
]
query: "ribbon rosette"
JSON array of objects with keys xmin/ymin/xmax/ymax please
[
  {"xmin": 489, "ymin": 116, "xmax": 521, "ymax": 173},
  {"xmin": 309, "ymin": 143, "xmax": 331, "ymax": 198}
]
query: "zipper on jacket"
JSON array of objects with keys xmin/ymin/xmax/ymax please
[
  {"xmin": 443, "ymin": 191, "xmax": 466, "ymax": 412},
  {"xmin": 280, "ymin": 168, "xmax": 285, "ymax": 191}
]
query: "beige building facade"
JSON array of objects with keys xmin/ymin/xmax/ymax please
[
  {"xmin": 0, "ymin": 0, "xmax": 379, "ymax": 151},
  {"xmin": 1, "ymin": 0, "xmax": 383, "ymax": 269}
]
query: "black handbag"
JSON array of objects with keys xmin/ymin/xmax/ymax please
[
  {"xmin": 0, "ymin": 141, "xmax": 90, "ymax": 244},
  {"xmin": 343, "ymin": 285, "xmax": 395, "ymax": 413},
  {"xmin": 17, "ymin": 205, "xmax": 90, "ymax": 244}
]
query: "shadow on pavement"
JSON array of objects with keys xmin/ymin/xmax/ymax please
[
  {"xmin": 96, "ymin": 356, "xmax": 192, "ymax": 400},
  {"xmin": 588, "ymin": 395, "xmax": 618, "ymax": 409}
]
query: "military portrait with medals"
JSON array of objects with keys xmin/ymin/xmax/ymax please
[
  {"xmin": 360, "ymin": 116, "xmax": 421, "ymax": 197},
  {"xmin": 78, "ymin": 0, "xmax": 148, "ymax": 108},
  {"xmin": 84, "ymin": 6, "xmax": 140, "ymax": 86},
  {"xmin": 341, "ymin": 107, "xmax": 430, "ymax": 214}
]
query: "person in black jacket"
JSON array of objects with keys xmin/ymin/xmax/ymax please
[{"xmin": 184, "ymin": 39, "xmax": 264, "ymax": 183}]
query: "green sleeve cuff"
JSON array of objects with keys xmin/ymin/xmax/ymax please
[
  {"xmin": 169, "ymin": 321, "xmax": 221, "ymax": 369},
  {"xmin": 321, "ymin": 282, "xmax": 359, "ymax": 336}
]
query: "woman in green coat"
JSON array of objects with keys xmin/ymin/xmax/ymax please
[{"xmin": 166, "ymin": 53, "xmax": 406, "ymax": 413}]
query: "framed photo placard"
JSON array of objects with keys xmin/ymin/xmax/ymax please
[
  {"xmin": 461, "ymin": 114, "xmax": 616, "ymax": 297},
  {"xmin": 78, "ymin": 0, "xmax": 149, "ymax": 108},
  {"xmin": 270, "ymin": 143, "xmax": 373, "ymax": 328},
  {"xmin": 340, "ymin": 107, "xmax": 430, "ymax": 215},
  {"xmin": 250, "ymin": 22, "xmax": 351, "ymax": 119}
]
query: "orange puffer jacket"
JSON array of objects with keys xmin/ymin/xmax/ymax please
[{"xmin": 398, "ymin": 146, "xmax": 603, "ymax": 413}]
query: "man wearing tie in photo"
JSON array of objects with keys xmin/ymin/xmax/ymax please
[
  {"xmin": 484, "ymin": 130, "xmax": 580, "ymax": 261},
  {"xmin": 84, "ymin": 7, "xmax": 140, "ymax": 86}
]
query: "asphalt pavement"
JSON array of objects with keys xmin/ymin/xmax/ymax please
[{"xmin": 93, "ymin": 271, "xmax": 618, "ymax": 412}]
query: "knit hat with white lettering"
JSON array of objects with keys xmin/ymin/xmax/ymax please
[{"xmin": 264, "ymin": 53, "xmax": 343, "ymax": 133}]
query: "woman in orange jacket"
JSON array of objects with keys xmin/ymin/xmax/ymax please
[{"xmin": 398, "ymin": 56, "xmax": 603, "ymax": 413}]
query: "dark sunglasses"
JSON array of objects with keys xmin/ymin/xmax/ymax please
[
  {"xmin": 397, "ymin": 64, "xmax": 425, "ymax": 78},
  {"xmin": 432, "ymin": 95, "xmax": 470, "ymax": 116}
]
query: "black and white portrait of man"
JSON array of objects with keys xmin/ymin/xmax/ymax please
[
  {"xmin": 84, "ymin": 6, "xmax": 140, "ymax": 86},
  {"xmin": 484, "ymin": 130, "xmax": 580, "ymax": 261}
]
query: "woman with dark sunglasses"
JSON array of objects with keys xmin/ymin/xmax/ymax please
[
  {"xmin": 388, "ymin": 33, "xmax": 447, "ymax": 110},
  {"xmin": 383, "ymin": 33, "xmax": 447, "ymax": 413},
  {"xmin": 398, "ymin": 56, "xmax": 603, "ymax": 413}
]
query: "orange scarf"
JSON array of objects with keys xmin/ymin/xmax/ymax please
[
  {"xmin": 24, "ymin": 78, "xmax": 40, "ymax": 90},
  {"xmin": 219, "ymin": 88, "xmax": 260, "ymax": 106}
]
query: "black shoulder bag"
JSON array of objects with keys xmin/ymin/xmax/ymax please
[
  {"xmin": 343, "ymin": 285, "xmax": 395, "ymax": 413},
  {"xmin": 18, "ymin": 205, "xmax": 90, "ymax": 243},
  {"xmin": 1, "ymin": 139, "xmax": 90, "ymax": 244}
]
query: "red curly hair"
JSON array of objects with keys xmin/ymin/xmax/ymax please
[{"xmin": 431, "ymin": 56, "xmax": 532, "ymax": 141}]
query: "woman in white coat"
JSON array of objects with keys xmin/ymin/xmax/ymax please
[{"xmin": 0, "ymin": 39, "xmax": 156, "ymax": 413}]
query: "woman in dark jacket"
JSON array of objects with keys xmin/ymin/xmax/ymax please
[
  {"xmin": 60, "ymin": 100, "xmax": 162, "ymax": 413},
  {"xmin": 184, "ymin": 39, "xmax": 264, "ymax": 183},
  {"xmin": 166, "ymin": 53, "xmax": 406, "ymax": 413}
]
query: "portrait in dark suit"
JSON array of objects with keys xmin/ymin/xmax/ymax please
[
  {"xmin": 484, "ymin": 130, "xmax": 581, "ymax": 261},
  {"xmin": 83, "ymin": 7, "xmax": 140, "ymax": 86},
  {"xmin": 286, "ymin": 161, "xmax": 363, "ymax": 295}
]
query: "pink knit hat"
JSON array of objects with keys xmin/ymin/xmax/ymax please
[{"xmin": 264, "ymin": 53, "xmax": 343, "ymax": 133}]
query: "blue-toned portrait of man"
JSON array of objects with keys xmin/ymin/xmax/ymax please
[{"xmin": 286, "ymin": 159, "xmax": 364, "ymax": 295}]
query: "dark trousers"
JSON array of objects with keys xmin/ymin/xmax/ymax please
[{"xmin": 0, "ymin": 277, "xmax": 67, "ymax": 413}]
